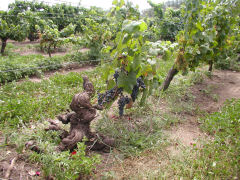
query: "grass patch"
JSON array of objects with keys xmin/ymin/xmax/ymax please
[
  {"xmin": 1, "ymin": 56, "xmax": 206, "ymax": 179},
  {"xmin": 95, "ymin": 99, "xmax": 180, "ymax": 157},
  {"xmin": 0, "ymin": 69, "xmax": 105, "ymax": 128},
  {"xmin": 160, "ymin": 70, "xmax": 207, "ymax": 115},
  {"xmin": 0, "ymin": 69, "xmax": 105, "ymax": 179},
  {"xmin": 0, "ymin": 54, "xmax": 69, "ymax": 83},
  {"xmin": 0, "ymin": 47, "xmax": 99, "ymax": 83}
]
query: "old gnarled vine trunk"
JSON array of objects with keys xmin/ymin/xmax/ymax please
[{"xmin": 49, "ymin": 76, "xmax": 114, "ymax": 152}]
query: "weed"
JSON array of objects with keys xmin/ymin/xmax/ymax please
[
  {"xmin": 190, "ymin": 70, "xmax": 204, "ymax": 84},
  {"xmin": 95, "ymin": 102, "xmax": 177, "ymax": 157}
]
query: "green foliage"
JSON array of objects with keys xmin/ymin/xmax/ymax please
[
  {"xmin": 81, "ymin": 17, "xmax": 111, "ymax": 60},
  {"xmin": 160, "ymin": 8, "xmax": 184, "ymax": 41},
  {"xmin": 147, "ymin": 0, "xmax": 164, "ymax": 20},
  {"xmin": 8, "ymin": 0, "xmax": 46, "ymax": 13},
  {"xmin": 8, "ymin": 0, "xmax": 87, "ymax": 33},
  {"xmin": 176, "ymin": 0, "xmax": 240, "ymax": 72},
  {"xmin": 102, "ymin": 19, "xmax": 160, "ymax": 105},
  {"xmin": 144, "ymin": 3, "xmax": 183, "ymax": 42},
  {"xmin": 214, "ymin": 21, "xmax": 240, "ymax": 71},
  {"xmin": 109, "ymin": 0, "xmax": 140, "ymax": 40},
  {"xmin": 37, "ymin": 21, "xmax": 77, "ymax": 57},
  {"xmin": 0, "ymin": 10, "xmax": 29, "ymax": 54},
  {"xmin": 148, "ymin": 40, "xmax": 178, "ymax": 61}
]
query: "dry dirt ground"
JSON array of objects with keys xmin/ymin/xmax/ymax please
[
  {"xmin": 168, "ymin": 70, "xmax": 240, "ymax": 146},
  {"xmin": 0, "ymin": 70, "xmax": 240, "ymax": 179}
]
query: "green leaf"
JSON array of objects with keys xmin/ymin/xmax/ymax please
[
  {"xmin": 107, "ymin": 79, "xmax": 116, "ymax": 89},
  {"xmin": 132, "ymin": 55, "xmax": 141, "ymax": 70},
  {"xmin": 117, "ymin": 70, "xmax": 137, "ymax": 93},
  {"xmin": 122, "ymin": 20, "xmax": 147, "ymax": 34},
  {"xmin": 122, "ymin": 33, "xmax": 131, "ymax": 44}
]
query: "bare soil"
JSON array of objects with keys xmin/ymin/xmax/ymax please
[
  {"xmin": 166, "ymin": 70, "xmax": 240, "ymax": 154},
  {"xmin": 0, "ymin": 149, "xmax": 41, "ymax": 180}
]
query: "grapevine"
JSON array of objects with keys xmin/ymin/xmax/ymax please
[{"xmin": 113, "ymin": 70, "xmax": 119, "ymax": 83}]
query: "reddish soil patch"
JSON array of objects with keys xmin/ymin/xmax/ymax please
[
  {"xmin": 191, "ymin": 70, "xmax": 240, "ymax": 112},
  {"xmin": 0, "ymin": 131, "xmax": 41, "ymax": 179},
  {"xmin": 167, "ymin": 70, "xmax": 240, "ymax": 153}
]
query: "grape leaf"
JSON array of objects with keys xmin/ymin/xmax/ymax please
[{"xmin": 117, "ymin": 71, "xmax": 137, "ymax": 93}]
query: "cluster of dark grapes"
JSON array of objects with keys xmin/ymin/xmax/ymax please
[
  {"xmin": 97, "ymin": 87, "xmax": 123, "ymax": 106},
  {"xmin": 131, "ymin": 76, "xmax": 146, "ymax": 102},
  {"xmin": 113, "ymin": 70, "xmax": 119, "ymax": 83},
  {"xmin": 118, "ymin": 95, "xmax": 130, "ymax": 117},
  {"xmin": 97, "ymin": 70, "xmax": 122, "ymax": 106},
  {"xmin": 98, "ymin": 70, "xmax": 146, "ymax": 117}
]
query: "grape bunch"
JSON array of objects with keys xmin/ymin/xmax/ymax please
[
  {"xmin": 113, "ymin": 70, "xmax": 119, "ymax": 83},
  {"xmin": 118, "ymin": 95, "xmax": 130, "ymax": 116},
  {"xmin": 97, "ymin": 87, "xmax": 123, "ymax": 106},
  {"xmin": 131, "ymin": 76, "xmax": 146, "ymax": 102},
  {"xmin": 137, "ymin": 76, "xmax": 146, "ymax": 89}
]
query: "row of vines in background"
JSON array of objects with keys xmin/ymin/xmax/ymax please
[{"xmin": 0, "ymin": 0, "xmax": 185, "ymax": 56}]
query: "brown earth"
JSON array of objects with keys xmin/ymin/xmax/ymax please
[{"xmin": 168, "ymin": 70, "xmax": 240, "ymax": 148}]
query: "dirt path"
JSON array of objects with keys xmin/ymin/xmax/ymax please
[{"xmin": 168, "ymin": 70, "xmax": 240, "ymax": 149}]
